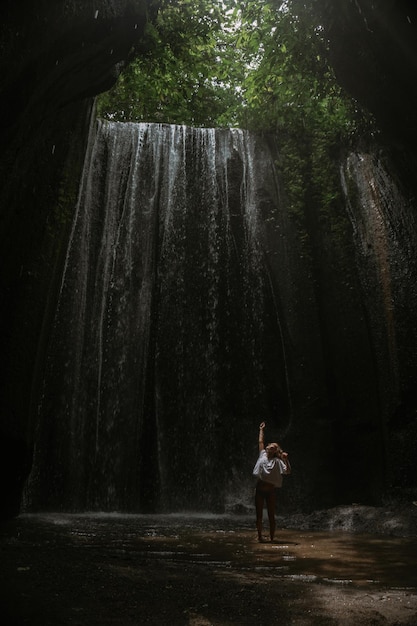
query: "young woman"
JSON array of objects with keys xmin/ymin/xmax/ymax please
[{"xmin": 253, "ymin": 421, "xmax": 291, "ymax": 542}]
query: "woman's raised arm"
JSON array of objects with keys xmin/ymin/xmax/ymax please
[{"xmin": 258, "ymin": 422, "xmax": 265, "ymax": 453}]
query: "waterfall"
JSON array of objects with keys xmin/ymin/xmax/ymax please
[{"xmin": 27, "ymin": 121, "xmax": 290, "ymax": 513}]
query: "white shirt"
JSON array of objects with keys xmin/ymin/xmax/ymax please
[{"xmin": 253, "ymin": 449, "xmax": 287, "ymax": 488}]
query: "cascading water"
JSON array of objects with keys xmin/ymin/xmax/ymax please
[{"xmin": 27, "ymin": 121, "xmax": 291, "ymax": 513}]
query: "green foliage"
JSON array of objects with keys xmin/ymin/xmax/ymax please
[
  {"xmin": 96, "ymin": 0, "xmax": 375, "ymax": 242},
  {"xmin": 97, "ymin": 0, "xmax": 246, "ymax": 127}
]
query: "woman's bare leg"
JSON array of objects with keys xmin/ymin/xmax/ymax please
[
  {"xmin": 266, "ymin": 490, "xmax": 276, "ymax": 541},
  {"xmin": 255, "ymin": 490, "xmax": 265, "ymax": 541}
]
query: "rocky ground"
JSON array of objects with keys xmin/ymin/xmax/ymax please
[{"xmin": 1, "ymin": 504, "xmax": 416, "ymax": 625}]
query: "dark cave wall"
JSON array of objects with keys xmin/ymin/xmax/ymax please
[
  {"xmin": 312, "ymin": 0, "xmax": 417, "ymax": 188},
  {"xmin": 0, "ymin": 0, "xmax": 153, "ymax": 519},
  {"xmin": 340, "ymin": 152, "xmax": 417, "ymax": 502},
  {"xmin": 262, "ymin": 143, "xmax": 417, "ymax": 512},
  {"xmin": 309, "ymin": 0, "xmax": 417, "ymax": 503}
]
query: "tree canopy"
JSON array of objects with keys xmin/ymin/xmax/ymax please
[
  {"xmin": 96, "ymin": 0, "xmax": 375, "ymax": 223},
  {"xmin": 97, "ymin": 0, "xmax": 368, "ymax": 134}
]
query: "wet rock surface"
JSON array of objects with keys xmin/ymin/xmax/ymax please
[
  {"xmin": 1, "ymin": 506, "xmax": 416, "ymax": 625},
  {"xmin": 280, "ymin": 502, "xmax": 417, "ymax": 537}
]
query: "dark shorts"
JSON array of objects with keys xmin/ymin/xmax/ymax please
[{"xmin": 255, "ymin": 480, "xmax": 276, "ymax": 502}]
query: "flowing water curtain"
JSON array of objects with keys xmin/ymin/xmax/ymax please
[
  {"xmin": 29, "ymin": 121, "xmax": 286, "ymax": 512},
  {"xmin": 155, "ymin": 126, "xmax": 222, "ymax": 509},
  {"xmin": 28, "ymin": 121, "xmax": 162, "ymax": 510},
  {"xmin": 154, "ymin": 127, "xmax": 271, "ymax": 510}
]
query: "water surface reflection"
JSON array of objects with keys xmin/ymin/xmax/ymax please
[{"xmin": 19, "ymin": 512, "xmax": 417, "ymax": 589}]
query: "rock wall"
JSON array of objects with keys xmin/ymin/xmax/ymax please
[
  {"xmin": 312, "ymin": 0, "xmax": 417, "ymax": 190},
  {"xmin": 0, "ymin": 0, "xmax": 152, "ymax": 519}
]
